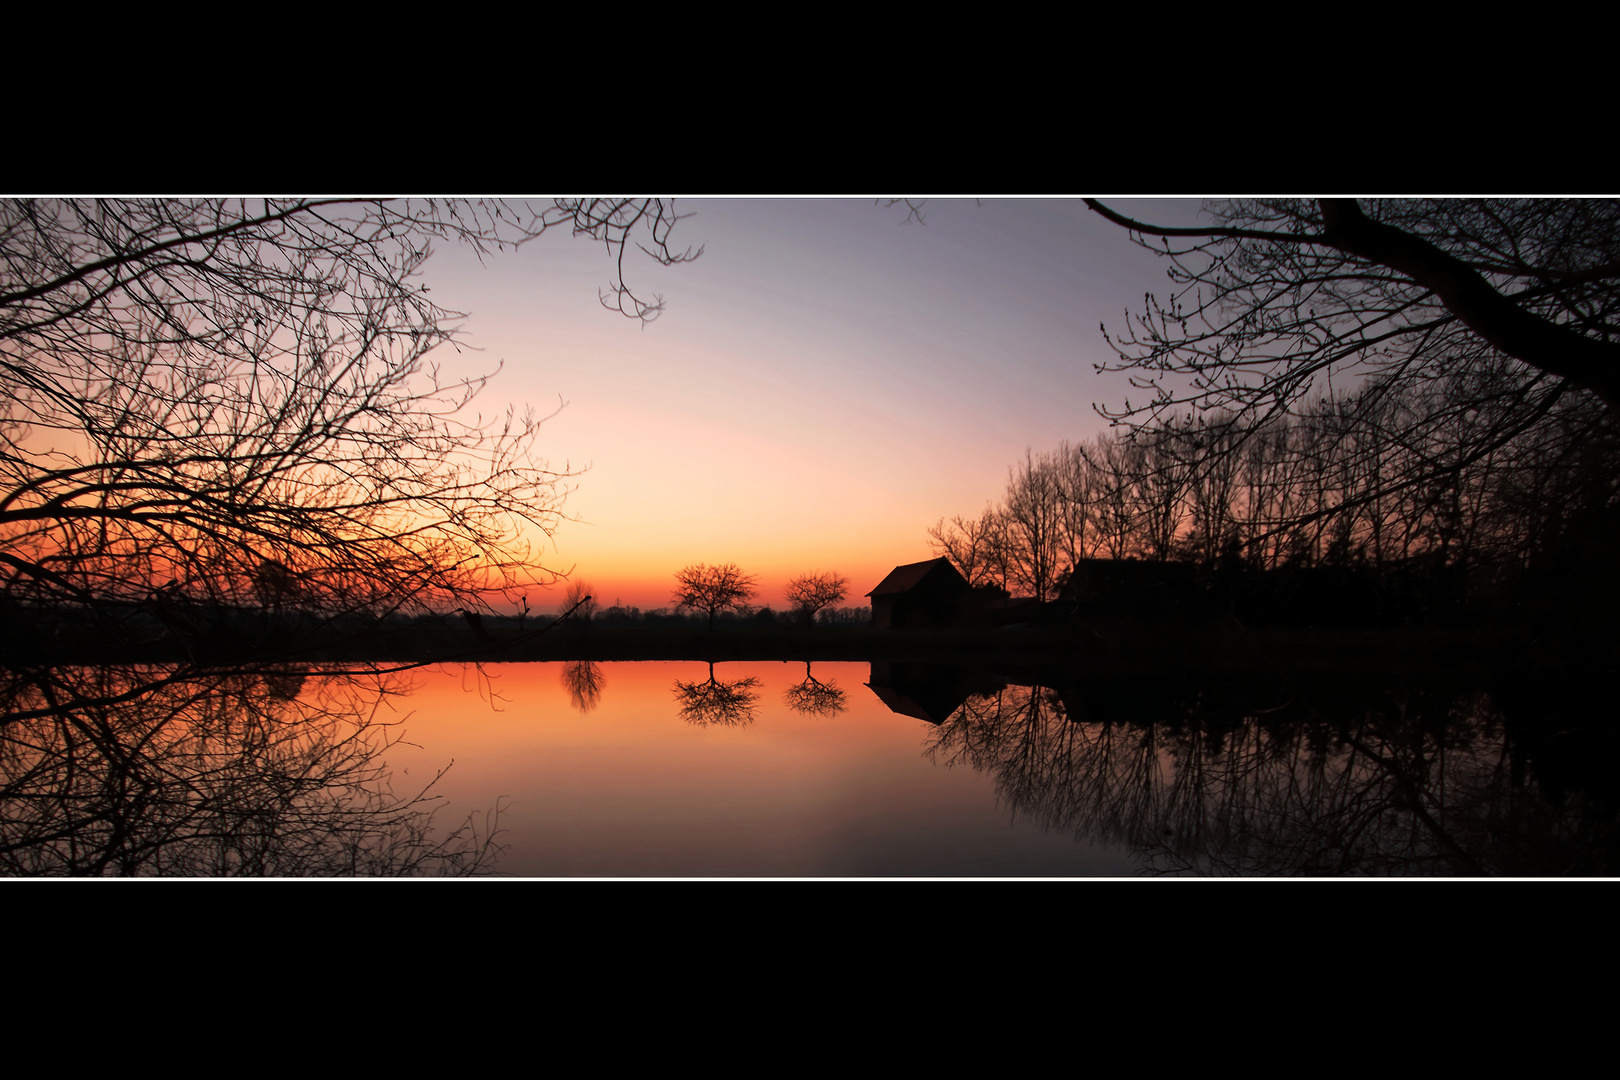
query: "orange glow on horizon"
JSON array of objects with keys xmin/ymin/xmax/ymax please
[{"xmin": 513, "ymin": 554, "xmax": 928, "ymax": 615}]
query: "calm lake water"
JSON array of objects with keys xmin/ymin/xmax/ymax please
[
  {"xmin": 385, "ymin": 661, "xmax": 1140, "ymax": 877},
  {"xmin": 6, "ymin": 657, "xmax": 1605, "ymax": 876}
]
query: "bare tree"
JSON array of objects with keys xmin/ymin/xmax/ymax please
[
  {"xmin": 928, "ymin": 507, "xmax": 1007, "ymax": 589},
  {"xmin": 1173, "ymin": 414, "xmax": 1246, "ymax": 567},
  {"xmin": 785, "ymin": 571, "xmax": 848, "ymax": 628},
  {"xmin": 1083, "ymin": 198, "xmax": 1620, "ymax": 543},
  {"xmin": 671, "ymin": 562, "xmax": 758, "ymax": 631},
  {"xmin": 1002, "ymin": 449, "xmax": 1067, "ymax": 600},
  {"xmin": 1125, "ymin": 434, "xmax": 1192, "ymax": 563},
  {"xmin": 562, "ymin": 580, "xmax": 597, "ymax": 622},
  {"xmin": 0, "ymin": 199, "xmax": 697, "ymax": 650},
  {"xmin": 1083, "ymin": 435, "xmax": 1143, "ymax": 561},
  {"xmin": 1053, "ymin": 440, "xmax": 1104, "ymax": 568},
  {"xmin": 1086, "ymin": 199, "xmax": 1620, "ymax": 419}
]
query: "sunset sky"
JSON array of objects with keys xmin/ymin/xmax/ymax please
[{"xmin": 422, "ymin": 198, "xmax": 1205, "ymax": 613}]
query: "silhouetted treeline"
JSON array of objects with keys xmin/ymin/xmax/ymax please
[
  {"xmin": 575, "ymin": 601, "xmax": 872, "ymax": 629},
  {"xmin": 0, "ymin": 595, "xmax": 421, "ymax": 666},
  {"xmin": 932, "ymin": 374, "xmax": 1620, "ymax": 629}
]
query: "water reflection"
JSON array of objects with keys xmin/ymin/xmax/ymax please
[
  {"xmin": 6, "ymin": 659, "xmax": 1609, "ymax": 876},
  {"xmin": 864, "ymin": 660, "xmax": 997, "ymax": 726},
  {"xmin": 0, "ymin": 665, "xmax": 501, "ymax": 876},
  {"xmin": 671, "ymin": 662, "xmax": 762, "ymax": 727},
  {"xmin": 561, "ymin": 659, "xmax": 605, "ymax": 714},
  {"xmin": 782, "ymin": 661, "xmax": 846, "ymax": 717},
  {"xmin": 902, "ymin": 667, "xmax": 1619, "ymax": 876}
]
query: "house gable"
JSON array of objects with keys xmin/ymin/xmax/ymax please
[{"xmin": 866, "ymin": 558, "xmax": 971, "ymax": 628}]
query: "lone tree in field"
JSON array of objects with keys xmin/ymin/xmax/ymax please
[
  {"xmin": 561, "ymin": 580, "xmax": 597, "ymax": 622},
  {"xmin": 672, "ymin": 563, "xmax": 758, "ymax": 631},
  {"xmin": 785, "ymin": 571, "xmax": 849, "ymax": 628}
]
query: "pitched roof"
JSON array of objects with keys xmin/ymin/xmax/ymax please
[{"xmin": 866, "ymin": 558, "xmax": 966, "ymax": 597}]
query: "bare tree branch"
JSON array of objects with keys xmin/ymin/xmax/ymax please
[{"xmin": 0, "ymin": 198, "xmax": 698, "ymax": 643}]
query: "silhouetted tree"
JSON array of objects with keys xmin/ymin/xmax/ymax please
[
  {"xmin": 1087, "ymin": 198, "xmax": 1620, "ymax": 419},
  {"xmin": 928, "ymin": 508, "xmax": 1007, "ymax": 589},
  {"xmin": 1002, "ymin": 450, "xmax": 1067, "ymax": 601},
  {"xmin": 783, "ymin": 661, "xmax": 847, "ymax": 716},
  {"xmin": 0, "ymin": 199, "xmax": 698, "ymax": 649},
  {"xmin": 562, "ymin": 580, "xmax": 597, "ymax": 622},
  {"xmin": 671, "ymin": 563, "xmax": 758, "ymax": 631},
  {"xmin": 1085, "ymin": 198, "xmax": 1620, "ymax": 548},
  {"xmin": 785, "ymin": 571, "xmax": 849, "ymax": 628},
  {"xmin": 1081, "ymin": 434, "xmax": 1141, "ymax": 561},
  {"xmin": 671, "ymin": 662, "xmax": 762, "ymax": 727},
  {"xmin": 937, "ymin": 381, "xmax": 1616, "ymax": 622},
  {"xmin": 930, "ymin": 435, "xmax": 1189, "ymax": 600}
]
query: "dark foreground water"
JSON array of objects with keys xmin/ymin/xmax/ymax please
[{"xmin": 4, "ymin": 658, "xmax": 1614, "ymax": 875}]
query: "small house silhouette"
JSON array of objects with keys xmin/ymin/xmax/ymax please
[{"xmin": 866, "ymin": 558, "xmax": 972, "ymax": 629}]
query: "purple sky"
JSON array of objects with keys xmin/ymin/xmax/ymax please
[{"xmin": 420, "ymin": 197, "xmax": 1207, "ymax": 611}]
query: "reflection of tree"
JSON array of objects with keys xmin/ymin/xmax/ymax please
[
  {"xmin": 783, "ymin": 662, "xmax": 846, "ymax": 717},
  {"xmin": 1136, "ymin": 695, "xmax": 1511, "ymax": 876},
  {"xmin": 671, "ymin": 662, "xmax": 761, "ymax": 728},
  {"xmin": 921, "ymin": 672, "xmax": 1617, "ymax": 876},
  {"xmin": 928, "ymin": 683, "xmax": 1147, "ymax": 844},
  {"xmin": 0, "ymin": 666, "xmax": 501, "ymax": 876},
  {"xmin": 560, "ymin": 660, "xmax": 605, "ymax": 714}
]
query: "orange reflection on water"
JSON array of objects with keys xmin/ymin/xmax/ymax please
[{"xmin": 373, "ymin": 661, "xmax": 1130, "ymax": 877}]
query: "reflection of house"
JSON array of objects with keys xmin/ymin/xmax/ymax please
[
  {"xmin": 864, "ymin": 660, "xmax": 998, "ymax": 725},
  {"xmin": 867, "ymin": 558, "xmax": 972, "ymax": 629}
]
